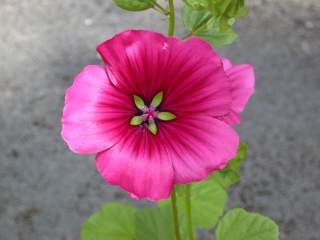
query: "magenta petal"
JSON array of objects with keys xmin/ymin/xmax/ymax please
[
  {"xmin": 161, "ymin": 37, "xmax": 232, "ymax": 117},
  {"xmin": 221, "ymin": 58, "xmax": 255, "ymax": 124},
  {"xmin": 228, "ymin": 64, "xmax": 255, "ymax": 112},
  {"xmin": 96, "ymin": 128, "xmax": 174, "ymax": 201},
  {"xmin": 61, "ymin": 65, "xmax": 135, "ymax": 154},
  {"xmin": 97, "ymin": 30, "xmax": 170, "ymax": 100},
  {"xmin": 159, "ymin": 116, "xmax": 239, "ymax": 184},
  {"xmin": 97, "ymin": 30, "xmax": 232, "ymax": 118},
  {"xmin": 222, "ymin": 58, "xmax": 233, "ymax": 70},
  {"xmin": 96, "ymin": 115, "xmax": 239, "ymax": 200},
  {"xmin": 221, "ymin": 110, "xmax": 241, "ymax": 125}
]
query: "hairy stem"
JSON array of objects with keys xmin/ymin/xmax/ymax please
[
  {"xmin": 171, "ymin": 189, "xmax": 181, "ymax": 240},
  {"xmin": 168, "ymin": 0, "xmax": 175, "ymax": 36},
  {"xmin": 185, "ymin": 185, "xmax": 194, "ymax": 240}
]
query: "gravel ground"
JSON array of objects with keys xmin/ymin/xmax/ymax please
[{"xmin": 0, "ymin": 0, "xmax": 319, "ymax": 239}]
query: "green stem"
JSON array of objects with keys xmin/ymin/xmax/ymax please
[
  {"xmin": 168, "ymin": 0, "xmax": 175, "ymax": 36},
  {"xmin": 171, "ymin": 189, "xmax": 181, "ymax": 240},
  {"xmin": 168, "ymin": 1, "xmax": 178, "ymax": 238},
  {"xmin": 185, "ymin": 185, "xmax": 194, "ymax": 240}
]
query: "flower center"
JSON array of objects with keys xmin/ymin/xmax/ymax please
[{"xmin": 129, "ymin": 91, "xmax": 176, "ymax": 135}]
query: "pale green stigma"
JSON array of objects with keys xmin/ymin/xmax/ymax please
[
  {"xmin": 129, "ymin": 91, "xmax": 176, "ymax": 135},
  {"xmin": 157, "ymin": 112, "xmax": 176, "ymax": 121},
  {"xmin": 148, "ymin": 122, "xmax": 158, "ymax": 135},
  {"xmin": 150, "ymin": 91, "xmax": 163, "ymax": 108},
  {"xmin": 133, "ymin": 95, "xmax": 145, "ymax": 110}
]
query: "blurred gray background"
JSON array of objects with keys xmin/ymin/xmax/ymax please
[{"xmin": 0, "ymin": 0, "xmax": 319, "ymax": 239}]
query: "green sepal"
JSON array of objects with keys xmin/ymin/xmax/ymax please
[
  {"xmin": 157, "ymin": 112, "xmax": 176, "ymax": 121},
  {"xmin": 133, "ymin": 95, "xmax": 145, "ymax": 110},
  {"xmin": 151, "ymin": 91, "xmax": 164, "ymax": 108},
  {"xmin": 130, "ymin": 116, "xmax": 143, "ymax": 126},
  {"xmin": 148, "ymin": 123, "xmax": 158, "ymax": 135}
]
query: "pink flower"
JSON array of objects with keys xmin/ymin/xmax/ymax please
[{"xmin": 61, "ymin": 30, "xmax": 255, "ymax": 201}]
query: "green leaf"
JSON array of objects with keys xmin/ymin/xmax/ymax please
[
  {"xmin": 157, "ymin": 112, "xmax": 176, "ymax": 121},
  {"xmin": 218, "ymin": 0, "xmax": 248, "ymax": 18},
  {"xmin": 174, "ymin": 184, "xmax": 187, "ymax": 196},
  {"xmin": 133, "ymin": 95, "xmax": 145, "ymax": 110},
  {"xmin": 236, "ymin": 6, "xmax": 249, "ymax": 17},
  {"xmin": 134, "ymin": 205, "xmax": 175, "ymax": 240},
  {"xmin": 182, "ymin": 0, "xmax": 249, "ymax": 47},
  {"xmin": 113, "ymin": 0, "xmax": 153, "ymax": 11},
  {"xmin": 151, "ymin": 91, "xmax": 164, "ymax": 108},
  {"xmin": 159, "ymin": 180, "xmax": 227, "ymax": 230},
  {"xmin": 81, "ymin": 203, "xmax": 136, "ymax": 240},
  {"xmin": 182, "ymin": 4, "xmax": 237, "ymax": 47},
  {"xmin": 227, "ymin": 142, "xmax": 248, "ymax": 170},
  {"xmin": 178, "ymin": 180, "xmax": 227, "ymax": 229},
  {"xmin": 210, "ymin": 142, "xmax": 248, "ymax": 189},
  {"xmin": 216, "ymin": 208, "xmax": 279, "ymax": 240},
  {"xmin": 182, "ymin": 4, "xmax": 212, "ymax": 33},
  {"xmin": 184, "ymin": 0, "xmax": 210, "ymax": 10},
  {"xmin": 197, "ymin": 25, "xmax": 238, "ymax": 48}
]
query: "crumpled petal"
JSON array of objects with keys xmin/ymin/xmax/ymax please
[
  {"xmin": 221, "ymin": 58, "xmax": 255, "ymax": 124},
  {"xmin": 61, "ymin": 65, "xmax": 135, "ymax": 154}
]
